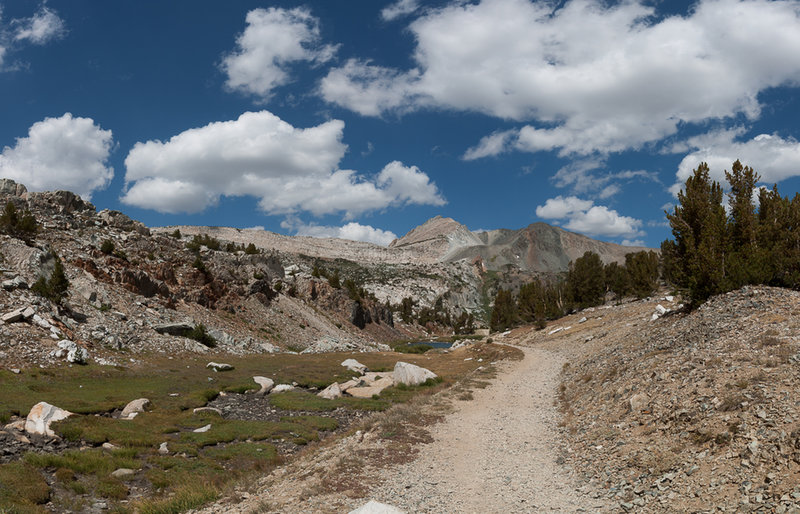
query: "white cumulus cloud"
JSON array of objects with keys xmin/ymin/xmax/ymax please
[
  {"xmin": 536, "ymin": 195, "xmax": 644, "ymax": 239},
  {"xmin": 0, "ymin": 113, "xmax": 114, "ymax": 199},
  {"xmin": 324, "ymin": 0, "xmax": 800, "ymax": 156},
  {"xmin": 283, "ymin": 219, "xmax": 398, "ymax": 246},
  {"xmin": 122, "ymin": 111, "xmax": 445, "ymax": 217},
  {"xmin": 221, "ymin": 7, "xmax": 338, "ymax": 101},
  {"xmin": 381, "ymin": 0, "xmax": 421, "ymax": 21},
  {"xmin": 671, "ymin": 129, "xmax": 800, "ymax": 195}
]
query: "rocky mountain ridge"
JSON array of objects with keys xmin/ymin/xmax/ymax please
[{"xmin": 0, "ymin": 178, "xmax": 649, "ymax": 370}]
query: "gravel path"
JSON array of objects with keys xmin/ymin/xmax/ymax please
[{"xmin": 364, "ymin": 346, "xmax": 609, "ymax": 513}]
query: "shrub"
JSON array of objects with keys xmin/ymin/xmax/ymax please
[
  {"xmin": 171, "ymin": 229, "xmax": 182, "ymax": 239},
  {"xmin": 192, "ymin": 256, "xmax": 207, "ymax": 274},
  {"xmin": 31, "ymin": 257, "xmax": 70, "ymax": 305},
  {"xmin": 0, "ymin": 201, "xmax": 38, "ymax": 241},
  {"xmin": 100, "ymin": 239, "xmax": 115, "ymax": 255},
  {"xmin": 244, "ymin": 243, "xmax": 259, "ymax": 255},
  {"xmin": 187, "ymin": 324, "xmax": 216, "ymax": 348},
  {"xmin": 328, "ymin": 270, "xmax": 340, "ymax": 289}
]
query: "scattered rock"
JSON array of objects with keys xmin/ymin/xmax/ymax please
[
  {"xmin": 628, "ymin": 393, "xmax": 649, "ymax": 413},
  {"xmin": 1, "ymin": 276, "xmax": 27, "ymax": 291},
  {"xmin": 192, "ymin": 407, "xmax": 222, "ymax": 416},
  {"xmin": 2, "ymin": 307, "xmax": 26, "ymax": 323},
  {"xmin": 253, "ymin": 376, "xmax": 274, "ymax": 395},
  {"xmin": 153, "ymin": 322, "xmax": 193, "ymax": 336},
  {"xmin": 342, "ymin": 358, "xmax": 367, "ymax": 374},
  {"xmin": 55, "ymin": 340, "xmax": 89, "ymax": 364},
  {"xmin": 393, "ymin": 361, "xmax": 437, "ymax": 386},
  {"xmin": 24, "ymin": 402, "xmax": 73, "ymax": 437},
  {"xmin": 318, "ymin": 382, "xmax": 342, "ymax": 399},
  {"xmin": 120, "ymin": 398, "xmax": 150, "ymax": 420},
  {"xmin": 111, "ymin": 468, "xmax": 135, "ymax": 478},
  {"xmin": 193, "ymin": 424, "xmax": 212, "ymax": 433},
  {"xmin": 349, "ymin": 500, "xmax": 405, "ymax": 514},
  {"xmin": 270, "ymin": 384, "xmax": 295, "ymax": 394},
  {"xmin": 206, "ymin": 362, "xmax": 234, "ymax": 372}
]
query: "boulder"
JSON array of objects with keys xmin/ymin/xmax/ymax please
[
  {"xmin": 192, "ymin": 407, "xmax": 222, "ymax": 416},
  {"xmin": 270, "ymin": 384, "xmax": 295, "ymax": 394},
  {"xmin": 317, "ymin": 382, "xmax": 342, "ymax": 400},
  {"xmin": 153, "ymin": 322, "xmax": 193, "ymax": 336},
  {"xmin": 393, "ymin": 362, "xmax": 437, "ymax": 386},
  {"xmin": 253, "ymin": 376, "xmax": 274, "ymax": 395},
  {"xmin": 629, "ymin": 393, "xmax": 650, "ymax": 413},
  {"xmin": 158, "ymin": 442, "xmax": 169, "ymax": 454},
  {"xmin": 206, "ymin": 362, "xmax": 234, "ymax": 372},
  {"xmin": 1, "ymin": 276, "xmax": 27, "ymax": 291},
  {"xmin": 341, "ymin": 358, "xmax": 367, "ymax": 374},
  {"xmin": 346, "ymin": 386, "xmax": 384, "ymax": 399},
  {"xmin": 349, "ymin": 500, "xmax": 405, "ymax": 514},
  {"xmin": 193, "ymin": 424, "xmax": 212, "ymax": 433},
  {"xmin": 2, "ymin": 308, "xmax": 26, "ymax": 323},
  {"xmin": 339, "ymin": 379, "xmax": 361, "ymax": 392},
  {"xmin": 56, "ymin": 340, "xmax": 89, "ymax": 364},
  {"xmin": 111, "ymin": 468, "xmax": 135, "ymax": 478},
  {"xmin": 24, "ymin": 402, "xmax": 73, "ymax": 437},
  {"xmin": 120, "ymin": 398, "xmax": 150, "ymax": 420}
]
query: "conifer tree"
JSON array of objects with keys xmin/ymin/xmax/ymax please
[
  {"xmin": 490, "ymin": 288, "xmax": 517, "ymax": 332},
  {"xmin": 567, "ymin": 251, "xmax": 605, "ymax": 308},
  {"xmin": 666, "ymin": 162, "xmax": 728, "ymax": 304}
]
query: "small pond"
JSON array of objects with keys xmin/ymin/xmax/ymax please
[{"xmin": 407, "ymin": 341, "xmax": 453, "ymax": 349}]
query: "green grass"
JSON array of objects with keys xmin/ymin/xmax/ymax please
[
  {"xmin": 0, "ymin": 343, "xmax": 509, "ymax": 512},
  {"xmin": 0, "ymin": 461, "xmax": 50, "ymax": 512},
  {"xmin": 135, "ymin": 481, "xmax": 219, "ymax": 514}
]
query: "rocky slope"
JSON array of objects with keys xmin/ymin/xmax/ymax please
[
  {"xmin": 167, "ymin": 215, "xmax": 652, "ymax": 326},
  {"xmin": 511, "ymin": 286, "xmax": 800, "ymax": 512},
  {"xmin": 0, "ymin": 179, "xmax": 415, "ymax": 369},
  {"xmin": 0, "ymin": 178, "xmax": 651, "ymax": 370}
]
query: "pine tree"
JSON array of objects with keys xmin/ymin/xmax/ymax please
[
  {"xmin": 604, "ymin": 261, "xmax": 630, "ymax": 299},
  {"xmin": 625, "ymin": 251, "xmax": 659, "ymax": 299},
  {"xmin": 567, "ymin": 251, "xmax": 605, "ymax": 308},
  {"xmin": 665, "ymin": 162, "xmax": 728, "ymax": 304},
  {"xmin": 490, "ymin": 288, "xmax": 517, "ymax": 332},
  {"xmin": 725, "ymin": 160, "xmax": 762, "ymax": 286}
]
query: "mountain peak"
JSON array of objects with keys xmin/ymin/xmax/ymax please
[{"xmin": 389, "ymin": 216, "xmax": 483, "ymax": 259}]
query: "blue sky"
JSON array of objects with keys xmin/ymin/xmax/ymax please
[{"xmin": 2, "ymin": 0, "xmax": 800, "ymax": 247}]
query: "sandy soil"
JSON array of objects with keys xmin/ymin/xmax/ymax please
[{"xmin": 359, "ymin": 346, "xmax": 610, "ymax": 513}]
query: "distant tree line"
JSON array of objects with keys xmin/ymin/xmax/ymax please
[
  {"xmin": 662, "ymin": 160, "xmax": 800, "ymax": 305},
  {"xmin": 490, "ymin": 249, "xmax": 660, "ymax": 332}
]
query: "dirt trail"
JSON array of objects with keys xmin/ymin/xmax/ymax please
[{"xmin": 362, "ymin": 345, "xmax": 609, "ymax": 513}]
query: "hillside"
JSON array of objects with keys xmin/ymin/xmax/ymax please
[{"xmin": 204, "ymin": 286, "xmax": 800, "ymax": 513}]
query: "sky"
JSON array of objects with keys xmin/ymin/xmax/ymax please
[{"xmin": 2, "ymin": 0, "xmax": 800, "ymax": 248}]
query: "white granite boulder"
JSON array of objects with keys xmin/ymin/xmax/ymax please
[
  {"xmin": 24, "ymin": 402, "xmax": 73, "ymax": 437},
  {"xmin": 253, "ymin": 376, "xmax": 274, "ymax": 395},
  {"xmin": 270, "ymin": 384, "xmax": 295, "ymax": 394},
  {"xmin": 341, "ymin": 358, "xmax": 367, "ymax": 374},
  {"xmin": 393, "ymin": 362, "xmax": 437, "ymax": 386},
  {"xmin": 317, "ymin": 382, "xmax": 342, "ymax": 399},
  {"xmin": 120, "ymin": 398, "xmax": 150, "ymax": 420},
  {"xmin": 206, "ymin": 362, "xmax": 234, "ymax": 372}
]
